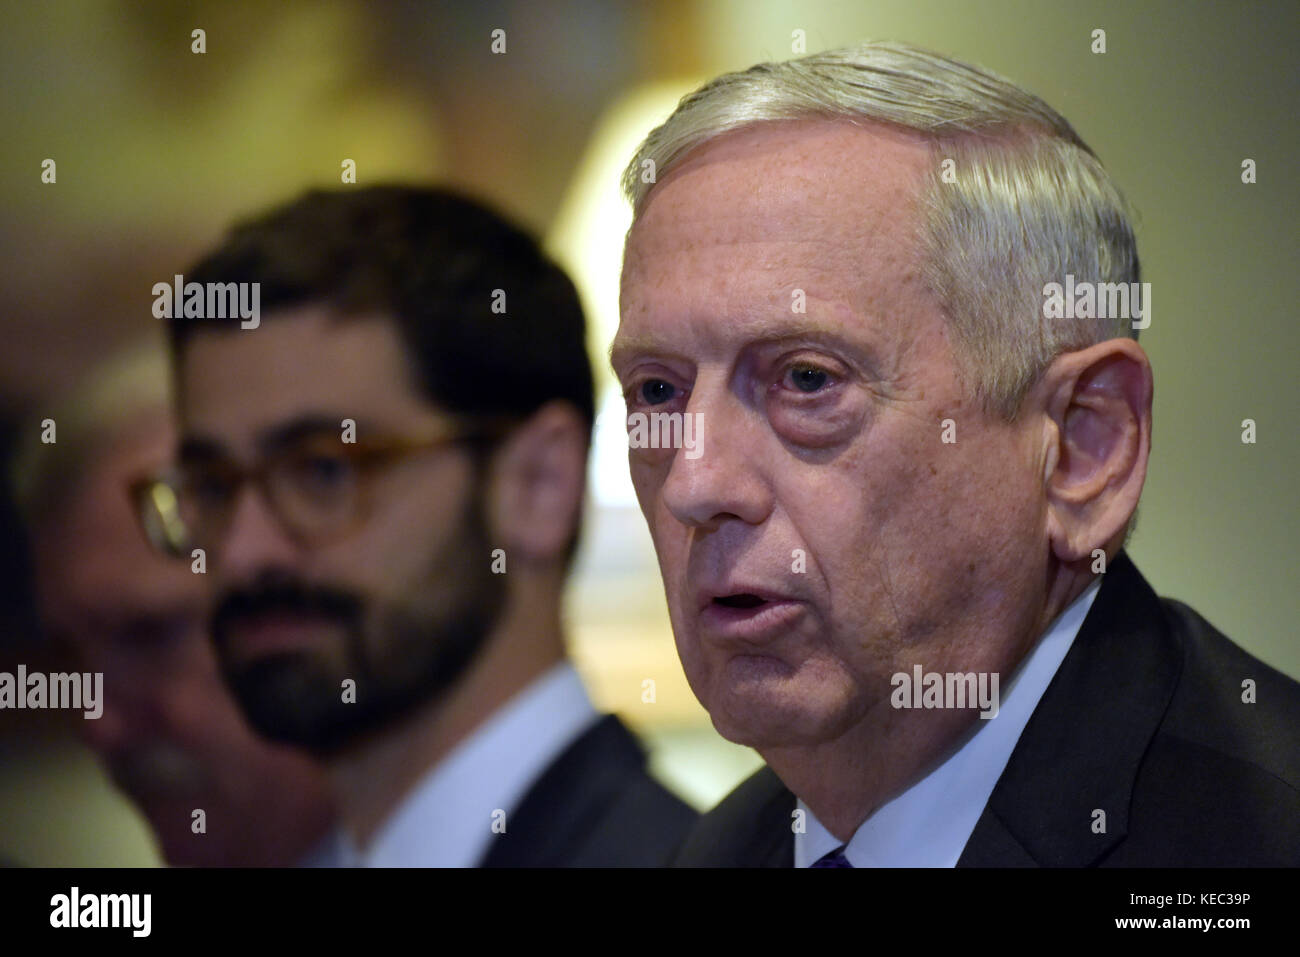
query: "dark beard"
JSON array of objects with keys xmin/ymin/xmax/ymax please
[{"xmin": 213, "ymin": 492, "xmax": 506, "ymax": 756}]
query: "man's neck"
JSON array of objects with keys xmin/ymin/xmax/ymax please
[
  {"xmin": 764, "ymin": 557, "xmax": 1098, "ymax": 842},
  {"xmin": 329, "ymin": 592, "xmax": 566, "ymax": 851}
]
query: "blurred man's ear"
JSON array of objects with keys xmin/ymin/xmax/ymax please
[
  {"xmin": 1037, "ymin": 338, "xmax": 1153, "ymax": 563},
  {"xmin": 484, "ymin": 401, "xmax": 588, "ymax": 566}
]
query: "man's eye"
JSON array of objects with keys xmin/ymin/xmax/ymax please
[
  {"xmin": 640, "ymin": 379, "xmax": 678, "ymax": 405},
  {"xmin": 293, "ymin": 454, "xmax": 351, "ymax": 487},
  {"xmin": 787, "ymin": 365, "xmax": 830, "ymax": 393}
]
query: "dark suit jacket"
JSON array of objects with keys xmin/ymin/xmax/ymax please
[
  {"xmin": 480, "ymin": 713, "xmax": 697, "ymax": 866},
  {"xmin": 673, "ymin": 552, "xmax": 1300, "ymax": 866}
]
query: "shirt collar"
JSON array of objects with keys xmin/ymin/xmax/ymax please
[
  {"xmin": 796, "ymin": 576, "xmax": 1103, "ymax": 867},
  {"xmin": 303, "ymin": 660, "xmax": 599, "ymax": 867}
]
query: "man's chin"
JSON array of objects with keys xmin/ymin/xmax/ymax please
[
  {"xmin": 701, "ymin": 661, "xmax": 855, "ymax": 749},
  {"xmin": 707, "ymin": 690, "xmax": 839, "ymax": 749},
  {"xmin": 224, "ymin": 651, "xmax": 458, "ymax": 758},
  {"xmin": 224, "ymin": 654, "xmax": 356, "ymax": 754},
  {"xmin": 710, "ymin": 711, "xmax": 822, "ymax": 750},
  {"xmin": 106, "ymin": 746, "xmax": 212, "ymax": 805}
]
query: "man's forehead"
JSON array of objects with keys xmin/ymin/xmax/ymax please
[
  {"xmin": 611, "ymin": 288, "xmax": 877, "ymax": 372},
  {"xmin": 178, "ymin": 307, "xmax": 438, "ymax": 447},
  {"xmin": 616, "ymin": 120, "xmax": 933, "ymax": 365},
  {"xmin": 626, "ymin": 118, "xmax": 931, "ymax": 256}
]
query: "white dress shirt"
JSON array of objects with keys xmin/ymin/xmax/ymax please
[
  {"xmin": 796, "ymin": 576, "xmax": 1104, "ymax": 867},
  {"xmin": 302, "ymin": 659, "xmax": 600, "ymax": 867}
]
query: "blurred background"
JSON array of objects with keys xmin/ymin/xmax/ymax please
[{"xmin": 0, "ymin": 0, "xmax": 1295, "ymax": 865}]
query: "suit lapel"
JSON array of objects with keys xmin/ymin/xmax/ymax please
[
  {"xmin": 752, "ymin": 772, "xmax": 797, "ymax": 867},
  {"xmin": 958, "ymin": 552, "xmax": 1182, "ymax": 866},
  {"xmin": 674, "ymin": 765, "xmax": 795, "ymax": 866},
  {"xmin": 478, "ymin": 714, "xmax": 642, "ymax": 867}
]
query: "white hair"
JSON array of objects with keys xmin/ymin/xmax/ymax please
[
  {"xmin": 622, "ymin": 40, "xmax": 1141, "ymax": 419},
  {"xmin": 11, "ymin": 336, "xmax": 172, "ymax": 524}
]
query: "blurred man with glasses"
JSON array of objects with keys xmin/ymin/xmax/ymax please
[{"xmin": 150, "ymin": 185, "xmax": 696, "ymax": 866}]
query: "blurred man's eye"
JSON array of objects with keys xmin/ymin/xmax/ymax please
[{"xmin": 289, "ymin": 452, "xmax": 352, "ymax": 491}]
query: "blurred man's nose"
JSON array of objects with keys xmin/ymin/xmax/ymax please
[
  {"xmin": 660, "ymin": 380, "xmax": 773, "ymax": 530},
  {"xmin": 215, "ymin": 482, "xmax": 302, "ymax": 582}
]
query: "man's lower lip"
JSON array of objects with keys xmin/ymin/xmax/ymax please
[{"xmin": 698, "ymin": 599, "xmax": 803, "ymax": 642}]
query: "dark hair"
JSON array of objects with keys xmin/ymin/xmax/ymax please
[
  {"xmin": 168, "ymin": 184, "xmax": 594, "ymax": 560},
  {"xmin": 169, "ymin": 184, "xmax": 594, "ymax": 431}
]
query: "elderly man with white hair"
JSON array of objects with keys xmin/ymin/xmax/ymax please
[
  {"xmin": 13, "ymin": 338, "xmax": 335, "ymax": 866},
  {"xmin": 612, "ymin": 41, "xmax": 1300, "ymax": 867}
]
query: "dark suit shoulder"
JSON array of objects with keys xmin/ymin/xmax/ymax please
[
  {"xmin": 479, "ymin": 714, "xmax": 697, "ymax": 867},
  {"xmin": 1104, "ymin": 596, "xmax": 1300, "ymax": 865},
  {"xmin": 957, "ymin": 552, "xmax": 1298, "ymax": 867},
  {"xmin": 672, "ymin": 766, "xmax": 795, "ymax": 867},
  {"xmin": 1157, "ymin": 597, "xmax": 1300, "ymax": 788}
]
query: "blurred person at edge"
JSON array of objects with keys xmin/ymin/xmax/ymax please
[
  {"xmin": 12, "ymin": 340, "xmax": 335, "ymax": 865},
  {"xmin": 160, "ymin": 186, "xmax": 697, "ymax": 866}
]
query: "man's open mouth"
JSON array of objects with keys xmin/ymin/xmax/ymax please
[{"xmin": 713, "ymin": 593, "xmax": 769, "ymax": 609}]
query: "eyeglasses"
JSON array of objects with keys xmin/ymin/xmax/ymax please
[{"xmin": 130, "ymin": 420, "xmax": 514, "ymax": 557}]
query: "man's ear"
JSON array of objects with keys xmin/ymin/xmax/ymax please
[
  {"xmin": 484, "ymin": 401, "xmax": 588, "ymax": 564},
  {"xmin": 1038, "ymin": 338, "xmax": 1153, "ymax": 563}
]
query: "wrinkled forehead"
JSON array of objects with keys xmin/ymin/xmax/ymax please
[
  {"xmin": 618, "ymin": 119, "xmax": 934, "ymax": 353},
  {"xmin": 624, "ymin": 118, "xmax": 930, "ymax": 260}
]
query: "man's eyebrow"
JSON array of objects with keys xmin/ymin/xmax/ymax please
[
  {"xmin": 608, "ymin": 335, "xmax": 690, "ymax": 373},
  {"xmin": 260, "ymin": 415, "xmax": 357, "ymax": 453},
  {"xmin": 746, "ymin": 324, "xmax": 883, "ymax": 372},
  {"xmin": 179, "ymin": 415, "xmax": 367, "ymax": 463},
  {"xmin": 610, "ymin": 316, "xmax": 885, "ymax": 377}
]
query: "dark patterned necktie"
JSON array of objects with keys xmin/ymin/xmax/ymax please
[{"xmin": 810, "ymin": 845, "xmax": 854, "ymax": 868}]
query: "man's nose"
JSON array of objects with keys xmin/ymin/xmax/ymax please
[
  {"xmin": 215, "ymin": 482, "xmax": 301, "ymax": 581},
  {"xmin": 660, "ymin": 385, "xmax": 773, "ymax": 530}
]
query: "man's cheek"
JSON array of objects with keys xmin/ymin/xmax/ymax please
[
  {"xmin": 628, "ymin": 465, "xmax": 662, "ymax": 519},
  {"xmin": 642, "ymin": 497, "xmax": 678, "ymax": 552}
]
